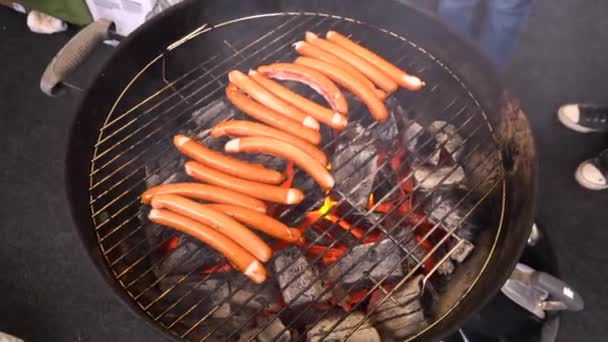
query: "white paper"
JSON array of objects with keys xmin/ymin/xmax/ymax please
[{"xmin": 85, "ymin": 0, "xmax": 156, "ymax": 36}]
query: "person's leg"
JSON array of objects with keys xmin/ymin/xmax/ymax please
[
  {"xmin": 479, "ymin": 0, "xmax": 531, "ymax": 68},
  {"xmin": 437, "ymin": 0, "xmax": 482, "ymax": 39}
]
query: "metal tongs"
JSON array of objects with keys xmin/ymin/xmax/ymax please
[{"xmin": 501, "ymin": 224, "xmax": 584, "ymax": 319}]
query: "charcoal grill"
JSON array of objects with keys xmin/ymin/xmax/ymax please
[{"xmin": 53, "ymin": 0, "xmax": 536, "ymax": 340}]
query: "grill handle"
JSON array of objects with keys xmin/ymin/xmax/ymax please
[{"xmin": 40, "ymin": 19, "xmax": 114, "ymax": 96}]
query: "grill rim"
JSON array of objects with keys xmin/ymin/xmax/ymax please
[{"xmin": 64, "ymin": 1, "xmax": 536, "ymax": 341}]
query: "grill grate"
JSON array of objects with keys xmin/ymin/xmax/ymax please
[{"xmin": 88, "ymin": 13, "xmax": 505, "ymax": 341}]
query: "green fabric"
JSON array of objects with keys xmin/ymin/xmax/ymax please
[{"xmin": 18, "ymin": 0, "xmax": 92, "ymax": 25}]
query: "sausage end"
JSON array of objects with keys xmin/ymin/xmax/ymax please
[
  {"xmin": 286, "ymin": 189, "xmax": 304, "ymax": 205},
  {"xmin": 225, "ymin": 138, "xmax": 240, "ymax": 153},
  {"xmin": 244, "ymin": 260, "xmax": 267, "ymax": 284},
  {"xmin": 303, "ymin": 116, "xmax": 320, "ymax": 130},
  {"xmin": 331, "ymin": 113, "xmax": 348, "ymax": 128},
  {"xmin": 403, "ymin": 74, "xmax": 425, "ymax": 90},
  {"xmin": 305, "ymin": 31, "xmax": 319, "ymax": 42},
  {"xmin": 173, "ymin": 134, "xmax": 191, "ymax": 147}
]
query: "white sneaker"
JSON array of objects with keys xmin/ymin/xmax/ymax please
[
  {"xmin": 574, "ymin": 149, "xmax": 608, "ymax": 190},
  {"xmin": 558, "ymin": 103, "xmax": 608, "ymax": 133}
]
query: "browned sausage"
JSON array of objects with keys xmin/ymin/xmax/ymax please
[
  {"xmin": 228, "ymin": 70, "xmax": 319, "ymax": 130},
  {"xmin": 174, "ymin": 134, "xmax": 283, "ymax": 185},
  {"xmin": 185, "ymin": 161, "xmax": 304, "ymax": 205},
  {"xmin": 211, "ymin": 120, "xmax": 327, "ymax": 165},
  {"xmin": 305, "ymin": 32, "xmax": 398, "ymax": 93},
  {"xmin": 325, "ymin": 31, "xmax": 425, "ymax": 91},
  {"xmin": 148, "ymin": 209, "xmax": 266, "ymax": 283},
  {"xmin": 294, "ymin": 41, "xmax": 386, "ymax": 100},
  {"xmin": 256, "ymin": 63, "xmax": 348, "ymax": 114},
  {"xmin": 204, "ymin": 203, "xmax": 302, "ymax": 243},
  {"xmin": 225, "ymin": 137, "xmax": 334, "ymax": 190},
  {"xmin": 150, "ymin": 194, "xmax": 272, "ymax": 262},
  {"xmin": 225, "ymin": 84, "xmax": 321, "ymax": 145},
  {"xmin": 248, "ymin": 70, "xmax": 347, "ymax": 130},
  {"xmin": 141, "ymin": 182, "xmax": 267, "ymax": 213},
  {"xmin": 294, "ymin": 57, "xmax": 388, "ymax": 122}
]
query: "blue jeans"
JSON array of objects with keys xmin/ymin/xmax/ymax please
[{"xmin": 438, "ymin": 0, "xmax": 531, "ymax": 68}]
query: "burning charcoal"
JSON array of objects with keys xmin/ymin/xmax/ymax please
[
  {"xmin": 413, "ymin": 165, "xmax": 466, "ymax": 191},
  {"xmin": 144, "ymin": 224, "xmax": 223, "ymax": 277},
  {"xmin": 238, "ymin": 316, "xmax": 291, "ymax": 342},
  {"xmin": 273, "ymin": 247, "xmax": 331, "ymax": 308},
  {"xmin": 429, "ymin": 120, "xmax": 465, "ymax": 162},
  {"xmin": 307, "ymin": 311, "xmax": 381, "ymax": 342},
  {"xmin": 158, "ymin": 277, "xmax": 231, "ymax": 319},
  {"xmin": 389, "ymin": 229, "xmax": 428, "ymax": 273},
  {"xmin": 335, "ymin": 239, "xmax": 404, "ymax": 287},
  {"xmin": 331, "ymin": 125, "xmax": 379, "ymax": 209},
  {"xmin": 372, "ymin": 98, "xmax": 402, "ymax": 143},
  {"xmin": 228, "ymin": 275, "xmax": 282, "ymax": 311},
  {"xmin": 423, "ymin": 188, "xmax": 481, "ymax": 241},
  {"xmin": 400, "ymin": 120, "xmax": 440, "ymax": 166},
  {"xmin": 368, "ymin": 275, "xmax": 428, "ymax": 339}
]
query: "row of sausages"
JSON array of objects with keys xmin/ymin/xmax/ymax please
[{"xmin": 142, "ymin": 30, "xmax": 423, "ymax": 283}]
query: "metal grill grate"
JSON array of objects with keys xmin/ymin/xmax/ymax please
[{"xmin": 88, "ymin": 13, "xmax": 505, "ymax": 341}]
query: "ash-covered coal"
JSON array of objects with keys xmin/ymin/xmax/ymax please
[
  {"xmin": 413, "ymin": 164, "xmax": 466, "ymax": 191},
  {"xmin": 238, "ymin": 316, "xmax": 291, "ymax": 342},
  {"xmin": 333, "ymin": 239, "xmax": 404, "ymax": 288},
  {"xmin": 429, "ymin": 120, "xmax": 465, "ymax": 162},
  {"xmin": 399, "ymin": 118, "xmax": 441, "ymax": 167},
  {"xmin": 368, "ymin": 275, "xmax": 427, "ymax": 339},
  {"xmin": 423, "ymin": 188, "xmax": 483, "ymax": 241},
  {"xmin": 273, "ymin": 247, "xmax": 331, "ymax": 308},
  {"xmin": 330, "ymin": 124, "xmax": 379, "ymax": 210},
  {"xmin": 307, "ymin": 311, "xmax": 381, "ymax": 342},
  {"xmin": 227, "ymin": 274, "xmax": 282, "ymax": 312},
  {"xmin": 157, "ymin": 276, "xmax": 232, "ymax": 319},
  {"xmin": 144, "ymin": 226, "xmax": 222, "ymax": 277}
]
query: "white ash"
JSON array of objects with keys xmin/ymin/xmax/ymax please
[
  {"xmin": 238, "ymin": 316, "xmax": 291, "ymax": 342},
  {"xmin": 368, "ymin": 275, "xmax": 427, "ymax": 339},
  {"xmin": 401, "ymin": 121, "xmax": 441, "ymax": 166},
  {"xmin": 413, "ymin": 165, "xmax": 466, "ymax": 191},
  {"xmin": 423, "ymin": 189, "xmax": 480, "ymax": 241},
  {"xmin": 334, "ymin": 239, "xmax": 404, "ymax": 287},
  {"xmin": 307, "ymin": 311, "xmax": 381, "ymax": 342},
  {"xmin": 273, "ymin": 247, "xmax": 331, "ymax": 308},
  {"xmin": 331, "ymin": 125, "xmax": 379, "ymax": 210},
  {"xmin": 429, "ymin": 120, "xmax": 465, "ymax": 162}
]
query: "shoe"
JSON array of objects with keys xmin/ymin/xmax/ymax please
[
  {"xmin": 574, "ymin": 149, "xmax": 608, "ymax": 190},
  {"xmin": 557, "ymin": 103, "xmax": 608, "ymax": 133}
]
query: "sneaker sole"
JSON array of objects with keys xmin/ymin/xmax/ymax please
[
  {"xmin": 558, "ymin": 108, "xmax": 596, "ymax": 133},
  {"xmin": 574, "ymin": 162, "xmax": 608, "ymax": 190}
]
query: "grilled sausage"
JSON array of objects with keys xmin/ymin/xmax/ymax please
[
  {"xmin": 256, "ymin": 63, "xmax": 348, "ymax": 114},
  {"xmin": 305, "ymin": 32, "xmax": 398, "ymax": 93},
  {"xmin": 150, "ymin": 194, "xmax": 272, "ymax": 262},
  {"xmin": 225, "ymin": 137, "xmax": 334, "ymax": 190},
  {"xmin": 228, "ymin": 70, "xmax": 319, "ymax": 130},
  {"xmin": 141, "ymin": 182, "xmax": 267, "ymax": 213},
  {"xmin": 185, "ymin": 161, "xmax": 304, "ymax": 205},
  {"xmin": 211, "ymin": 120, "xmax": 327, "ymax": 165},
  {"xmin": 204, "ymin": 204, "xmax": 302, "ymax": 243},
  {"xmin": 325, "ymin": 31, "xmax": 425, "ymax": 91},
  {"xmin": 248, "ymin": 70, "xmax": 347, "ymax": 130},
  {"xmin": 225, "ymin": 84, "xmax": 321, "ymax": 145},
  {"xmin": 294, "ymin": 41, "xmax": 386, "ymax": 100},
  {"xmin": 294, "ymin": 57, "xmax": 388, "ymax": 122},
  {"xmin": 148, "ymin": 209, "xmax": 266, "ymax": 283},
  {"xmin": 174, "ymin": 134, "xmax": 283, "ymax": 185}
]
